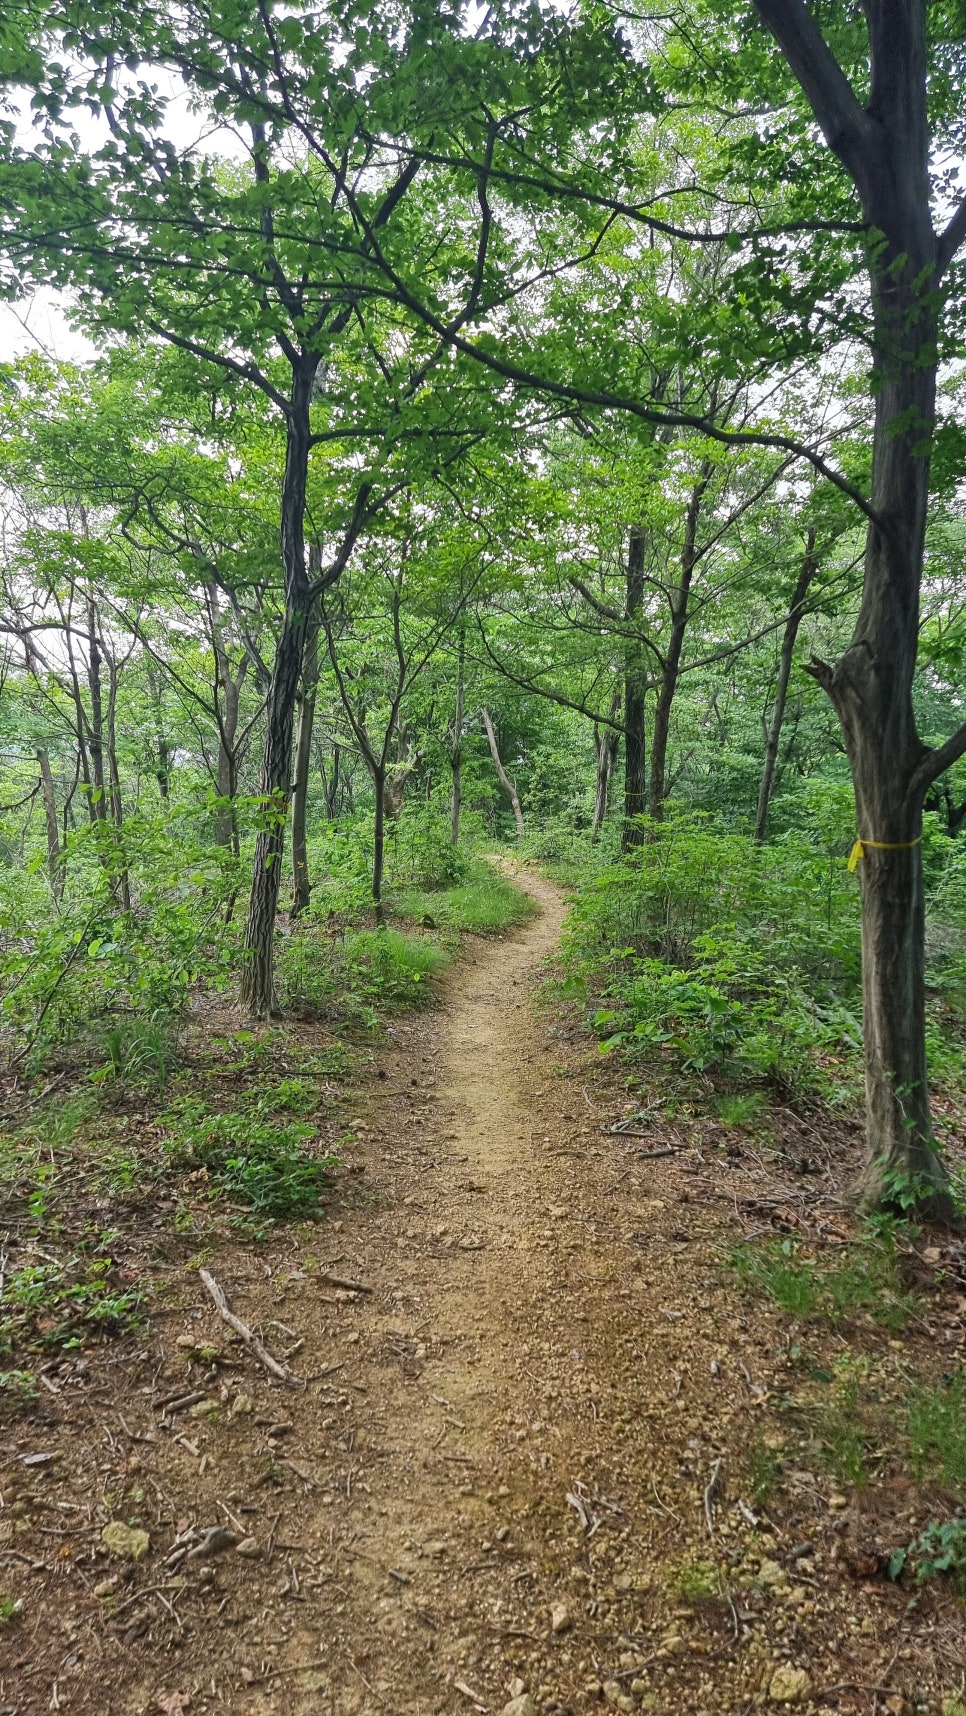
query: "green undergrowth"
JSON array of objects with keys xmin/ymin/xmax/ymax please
[
  {"xmin": 397, "ymin": 860, "xmax": 537, "ymax": 937},
  {"xmin": 730, "ymin": 1230, "xmax": 916, "ymax": 1330},
  {"xmin": 159, "ymin": 1096, "xmax": 337, "ymax": 1227}
]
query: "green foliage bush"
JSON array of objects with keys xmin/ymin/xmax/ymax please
[{"xmin": 564, "ymin": 813, "xmax": 866, "ymax": 1094}]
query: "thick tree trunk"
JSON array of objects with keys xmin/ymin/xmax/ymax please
[
  {"xmin": 754, "ymin": 0, "xmax": 959, "ymax": 1215},
  {"xmin": 649, "ymin": 468, "xmax": 710, "ymax": 823},
  {"xmin": 240, "ymin": 361, "xmax": 318, "ymax": 1017},
  {"xmin": 622, "ymin": 525, "xmax": 648, "ymax": 851},
  {"xmin": 37, "ymin": 747, "xmax": 63, "ymax": 902},
  {"xmin": 291, "ymin": 596, "xmax": 320, "ymax": 918},
  {"xmin": 755, "ymin": 528, "xmax": 818, "ymax": 842},
  {"xmin": 481, "ymin": 707, "xmax": 524, "ymax": 837}
]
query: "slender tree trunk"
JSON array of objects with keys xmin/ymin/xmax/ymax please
[
  {"xmin": 755, "ymin": 528, "xmax": 818, "ymax": 842},
  {"xmin": 291, "ymin": 594, "xmax": 320, "ymax": 918},
  {"xmin": 649, "ymin": 466, "xmax": 711, "ymax": 824},
  {"xmin": 591, "ymin": 691, "xmax": 622, "ymax": 842},
  {"xmin": 622, "ymin": 525, "xmax": 648, "ymax": 851},
  {"xmin": 372, "ymin": 764, "xmax": 386, "ymax": 927},
  {"xmin": 481, "ymin": 707, "xmax": 524, "ymax": 837},
  {"xmin": 322, "ymin": 746, "xmax": 341, "ymax": 818},
  {"xmin": 104, "ymin": 652, "xmax": 131, "ymax": 912},
  {"xmin": 755, "ymin": 0, "xmax": 954, "ymax": 1212},
  {"xmin": 37, "ymin": 747, "xmax": 63, "ymax": 902},
  {"xmin": 240, "ymin": 361, "xmax": 319, "ymax": 1017},
  {"xmin": 449, "ymin": 628, "xmax": 466, "ymax": 846}
]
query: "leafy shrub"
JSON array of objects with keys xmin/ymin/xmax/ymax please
[
  {"xmin": 565, "ymin": 814, "xmax": 864, "ymax": 1094},
  {"xmin": 891, "ymin": 1517, "xmax": 966, "ymax": 1594},
  {"xmin": 161, "ymin": 1098, "xmax": 335, "ymax": 1222}
]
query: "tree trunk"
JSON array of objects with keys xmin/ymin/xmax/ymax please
[
  {"xmin": 240, "ymin": 360, "xmax": 318, "ymax": 1017},
  {"xmin": 755, "ymin": 528, "xmax": 818, "ymax": 842},
  {"xmin": 372, "ymin": 764, "xmax": 386, "ymax": 927},
  {"xmin": 755, "ymin": 0, "xmax": 955, "ymax": 1212},
  {"xmin": 622, "ymin": 525, "xmax": 648, "ymax": 851},
  {"xmin": 449, "ymin": 628, "xmax": 466, "ymax": 846},
  {"xmin": 37, "ymin": 747, "xmax": 63, "ymax": 902},
  {"xmin": 291, "ymin": 594, "xmax": 321, "ymax": 918},
  {"xmin": 649, "ymin": 467, "xmax": 711, "ymax": 823},
  {"xmin": 208, "ymin": 582, "xmax": 246, "ymax": 855},
  {"xmin": 481, "ymin": 707, "xmax": 524, "ymax": 837},
  {"xmin": 591, "ymin": 691, "xmax": 622, "ymax": 842}
]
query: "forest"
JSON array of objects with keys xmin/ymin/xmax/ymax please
[{"xmin": 3, "ymin": 2, "xmax": 966, "ymax": 1713}]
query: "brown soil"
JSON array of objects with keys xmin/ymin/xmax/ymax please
[{"xmin": 3, "ymin": 867, "xmax": 966, "ymax": 1716}]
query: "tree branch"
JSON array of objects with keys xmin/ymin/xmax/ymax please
[{"xmin": 752, "ymin": 0, "xmax": 876, "ymax": 185}]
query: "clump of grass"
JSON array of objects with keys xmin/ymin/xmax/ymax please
[
  {"xmin": 161, "ymin": 1097, "xmax": 336, "ymax": 1224},
  {"xmin": 815, "ymin": 1373, "xmax": 869, "ymax": 1488},
  {"xmin": 400, "ymin": 863, "xmax": 536, "ymax": 937},
  {"xmin": 908, "ymin": 1368, "xmax": 966, "ymax": 1494},
  {"xmin": 731, "ymin": 1239, "xmax": 821, "ymax": 1317},
  {"xmin": 731, "ymin": 1232, "xmax": 916, "ymax": 1329},
  {"xmin": 92, "ymin": 1015, "xmax": 179, "ymax": 1095},
  {"xmin": 713, "ymin": 1091, "xmax": 766, "ymax": 1127},
  {"xmin": 746, "ymin": 1436, "xmax": 783, "ymax": 1508}
]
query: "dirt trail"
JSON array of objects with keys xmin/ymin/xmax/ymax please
[{"xmin": 5, "ymin": 867, "xmax": 937, "ymax": 1716}]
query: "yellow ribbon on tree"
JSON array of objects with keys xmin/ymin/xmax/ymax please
[{"xmin": 847, "ymin": 836, "xmax": 922, "ymax": 873}]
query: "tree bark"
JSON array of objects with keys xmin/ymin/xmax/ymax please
[
  {"xmin": 481, "ymin": 707, "xmax": 524, "ymax": 837},
  {"xmin": 240, "ymin": 360, "xmax": 318, "ymax": 1017},
  {"xmin": 622, "ymin": 525, "xmax": 648, "ymax": 851},
  {"xmin": 755, "ymin": 0, "xmax": 956, "ymax": 1213},
  {"xmin": 755, "ymin": 528, "xmax": 818, "ymax": 842},
  {"xmin": 372, "ymin": 763, "xmax": 387, "ymax": 926},
  {"xmin": 649, "ymin": 466, "xmax": 711, "ymax": 823},
  {"xmin": 291, "ymin": 590, "xmax": 321, "ymax": 918},
  {"xmin": 449, "ymin": 628, "xmax": 466, "ymax": 846},
  {"xmin": 591, "ymin": 691, "xmax": 622, "ymax": 842},
  {"xmin": 37, "ymin": 747, "xmax": 63, "ymax": 902}
]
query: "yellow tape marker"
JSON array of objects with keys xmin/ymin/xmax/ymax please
[{"xmin": 847, "ymin": 836, "xmax": 922, "ymax": 873}]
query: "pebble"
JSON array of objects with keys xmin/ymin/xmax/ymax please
[
  {"xmin": 602, "ymin": 1681, "xmax": 634, "ymax": 1712},
  {"xmin": 101, "ymin": 1522, "xmax": 150, "ymax": 1562},
  {"xmin": 756, "ymin": 1559, "xmax": 787, "ymax": 1590},
  {"xmin": 768, "ymin": 1665, "xmax": 811, "ymax": 1704},
  {"xmin": 500, "ymin": 1698, "xmax": 536, "ymax": 1716},
  {"xmin": 188, "ymin": 1398, "xmax": 220, "ymax": 1419},
  {"xmin": 231, "ymin": 1395, "xmax": 254, "ymax": 1417},
  {"xmin": 550, "ymin": 1601, "xmax": 572, "ymax": 1634},
  {"xmin": 93, "ymin": 1580, "xmax": 116, "ymax": 1599},
  {"xmin": 236, "ymin": 1538, "xmax": 261, "ymax": 1558}
]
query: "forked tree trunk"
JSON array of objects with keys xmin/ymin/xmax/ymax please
[
  {"xmin": 481, "ymin": 707, "xmax": 524, "ymax": 837},
  {"xmin": 755, "ymin": 528, "xmax": 817, "ymax": 842},
  {"xmin": 755, "ymin": 0, "xmax": 962, "ymax": 1213},
  {"xmin": 622, "ymin": 525, "xmax": 648, "ymax": 851},
  {"xmin": 240, "ymin": 361, "xmax": 318, "ymax": 1016}
]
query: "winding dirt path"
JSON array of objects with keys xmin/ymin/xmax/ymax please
[{"xmin": 9, "ymin": 867, "xmax": 923, "ymax": 1715}]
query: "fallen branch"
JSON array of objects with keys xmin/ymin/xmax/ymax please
[
  {"xmin": 319, "ymin": 1272, "xmax": 372, "ymax": 1295},
  {"xmin": 704, "ymin": 1457, "xmax": 724, "ymax": 1535},
  {"xmin": 198, "ymin": 1269, "xmax": 292, "ymax": 1384}
]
